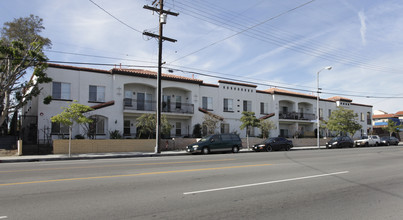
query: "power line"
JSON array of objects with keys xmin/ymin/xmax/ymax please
[
  {"xmin": 165, "ymin": 0, "xmax": 400, "ymax": 73},
  {"xmin": 88, "ymin": 0, "xmax": 143, "ymax": 33},
  {"xmin": 45, "ymin": 49, "xmax": 156, "ymax": 64},
  {"xmin": 39, "ymin": 48, "xmax": 402, "ymax": 97},
  {"xmin": 163, "ymin": 66, "xmax": 403, "ymax": 99},
  {"xmin": 167, "ymin": 0, "xmax": 316, "ymax": 64}
]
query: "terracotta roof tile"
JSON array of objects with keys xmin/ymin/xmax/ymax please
[
  {"xmin": 218, "ymin": 80, "xmax": 257, "ymax": 88},
  {"xmin": 264, "ymin": 88, "xmax": 317, "ymax": 99},
  {"xmin": 372, "ymin": 114, "xmax": 395, "ymax": 119},
  {"xmin": 112, "ymin": 68, "xmax": 203, "ymax": 84},
  {"xmin": 48, "ymin": 63, "xmax": 110, "ymax": 74},
  {"xmin": 395, "ymin": 111, "xmax": 403, "ymax": 116},
  {"xmin": 327, "ymin": 96, "xmax": 353, "ymax": 102}
]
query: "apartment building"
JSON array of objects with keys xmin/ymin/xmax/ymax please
[{"xmin": 22, "ymin": 64, "xmax": 373, "ymax": 143}]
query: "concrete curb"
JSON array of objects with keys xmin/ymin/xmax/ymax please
[{"xmin": 0, "ymin": 146, "xmax": 325, "ymax": 163}]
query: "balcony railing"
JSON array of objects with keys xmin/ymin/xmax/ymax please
[
  {"xmin": 279, "ymin": 111, "xmax": 315, "ymax": 121},
  {"xmin": 124, "ymin": 99, "xmax": 194, "ymax": 114}
]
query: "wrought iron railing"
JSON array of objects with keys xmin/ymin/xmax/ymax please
[
  {"xmin": 279, "ymin": 111, "xmax": 315, "ymax": 120},
  {"xmin": 123, "ymin": 99, "xmax": 194, "ymax": 114}
]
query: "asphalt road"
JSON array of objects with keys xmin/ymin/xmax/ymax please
[{"xmin": 1, "ymin": 146, "xmax": 403, "ymax": 220}]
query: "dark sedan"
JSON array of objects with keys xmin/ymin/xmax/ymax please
[
  {"xmin": 380, "ymin": 136, "xmax": 399, "ymax": 146},
  {"xmin": 326, "ymin": 136, "xmax": 354, "ymax": 149},
  {"xmin": 253, "ymin": 137, "xmax": 293, "ymax": 152}
]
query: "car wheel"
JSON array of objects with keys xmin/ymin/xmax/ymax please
[
  {"xmin": 265, "ymin": 145, "xmax": 272, "ymax": 152},
  {"xmin": 386, "ymin": 142, "xmax": 390, "ymax": 146},
  {"xmin": 284, "ymin": 145, "xmax": 290, "ymax": 151},
  {"xmin": 232, "ymin": 146, "xmax": 239, "ymax": 153},
  {"xmin": 202, "ymin": 147, "xmax": 209, "ymax": 154},
  {"xmin": 365, "ymin": 142, "xmax": 369, "ymax": 147}
]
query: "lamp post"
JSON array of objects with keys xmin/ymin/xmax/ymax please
[{"xmin": 317, "ymin": 66, "xmax": 332, "ymax": 149}]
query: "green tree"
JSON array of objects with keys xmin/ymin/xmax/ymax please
[
  {"xmin": 51, "ymin": 101, "xmax": 93, "ymax": 157},
  {"xmin": 326, "ymin": 107, "xmax": 362, "ymax": 137},
  {"xmin": 240, "ymin": 111, "xmax": 260, "ymax": 148},
  {"xmin": 383, "ymin": 119, "xmax": 403, "ymax": 137},
  {"xmin": 259, "ymin": 119, "xmax": 276, "ymax": 139},
  {"xmin": 0, "ymin": 15, "xmax": 52, "ymax": 126},
  {"xmin": 136, "ymin": 114, "xmax": 172, "ymax": 139},
  {"xmin": 202, "ymin": 114, "xmax": 219, "ymax": 136}
]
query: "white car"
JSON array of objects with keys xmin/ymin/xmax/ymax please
[{"xmin": 355, "ymin": 135, "xmax": 380, "ymax": 147}]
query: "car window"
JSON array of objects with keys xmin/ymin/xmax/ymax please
[
  {"xmin": 231, "ymin": 135, "xmax": 241, "ymax": 141},
  {"xmin": 221, "ymin": 134, "xmax": 231, "ymax": 141}
]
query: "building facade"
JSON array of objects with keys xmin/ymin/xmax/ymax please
[{"xmin": 22, "ymin": 64, "xmax": 373, "ymax": 143}]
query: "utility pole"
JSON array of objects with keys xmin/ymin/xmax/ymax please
[{"xmin": 143, "ymin": 0, "xmax": 178, "ymax": 153}]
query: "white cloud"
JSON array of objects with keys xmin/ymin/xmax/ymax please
[{"xmin": 358, "ymin": 11, "xmax": 367, "ymax": 46}]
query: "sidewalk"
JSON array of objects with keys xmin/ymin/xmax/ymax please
[{"xmin": 0, "ymin": 146, "xmax": 325, "ymax": 163}]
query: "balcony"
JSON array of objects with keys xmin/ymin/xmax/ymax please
[
  {"xmin": 124, "ymin": 99, "xmax": 194, "ymax": 114},
  {"xmin": 279, "ymin": 111, "xmax": 315, "ymax": 121}
]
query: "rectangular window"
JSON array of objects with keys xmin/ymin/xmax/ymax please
[
  {"xmin": 176, "ymin": 96, "xmax": 182, "ymax": 109},
  {"xmin": 260, "ymin": 102, "xmax": 268, "ymax": 114},
  {"xmin": 51, "ymin": 122, "xmax": 69, "ymax": 134},
  {"xmin": 124, "ymin": 120, "xmax": 131, "ymax": 136},
  {"xmin": 221, "ymin": 123, "xmax": 229, "ymax": 134},
  {"xmin": 243, "ymin": 100, "xmax": 252, "ymax": 112},
  {"xmin": 319, "ymin": 108, "xmax": 323, "ymax": 118},
  {"xmin": 52, "ymin": 82, "xmax": 71, "ymax": 100},
  {"xmin": 361, "ymin": 113, "xmax": 365, "ymax": 121},
  {"xmin": 328, "ymin": 109, "xmax": 332, "ymax": 118},
  {"xmin": 89, "ymin": 85, "xmax": 105, "ymax": 102},
  {"xmin": 176, "ymin": 122, "xmax": 181, "ymax": 136},
  {"xmin": 202, "ymin": 97, "xmax": 213, "ymax": 110},
  {"xmin": 89, "ymin": 116, "xmax": 106, "ymax": 135},
  {"xmin": 367, "ymin": 112, "xmax": 371, "ymax": 125},
  {"xmin": 224, "ymin": 98, "xmax": 233, "ymax": 112}
]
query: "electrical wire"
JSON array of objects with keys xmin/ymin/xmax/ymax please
[
  {"xmin": 88, "ymin": 0, "xmax": 143, "ymax": 33},
  {"xmin": 165, "ymin": 0, "xmax": 400, "ymax": 73}
]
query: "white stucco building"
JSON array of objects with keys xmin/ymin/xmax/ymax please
[{"xmin": 22, "ymin": 64, "xmax": 373, "ymax": 143}]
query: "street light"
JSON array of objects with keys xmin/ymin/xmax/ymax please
[{"xmin": 317, "ymin": 66, "xmax": 332, "ymax": 149}]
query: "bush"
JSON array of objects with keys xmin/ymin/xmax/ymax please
[
  {"xmin": 75, "ymin": 134, "xmax": 85, "ymax": 139},
  {"xmin": 109, "ymin": 130, "xmax": 122, "ymax": 139}
]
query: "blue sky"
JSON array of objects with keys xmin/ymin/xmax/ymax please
[{"xmin": 1, "ymin": 0, "xmax": 403, "ymax": 113}]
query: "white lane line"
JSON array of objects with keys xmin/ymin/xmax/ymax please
[
  {"xmin": 0, "ymin": 216, "xmax": 8, "ymax": 219},
  {"xmin": 184, "ymin": 171, "xmax": 349, "ymax": 195}
]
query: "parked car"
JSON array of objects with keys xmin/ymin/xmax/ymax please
[
  {"xmin": 380, "ymin": 136, "xmax": 399, "ymax": 146},
  {"xmin": 326, "ymin": 136, "xmax": 354, "ymax": 149},
  {"xmin": 253, "ymin": 137, "xmax": 293, "ymax": 152},
  {"xmin": 354, "ymin": 135, "xmax": 380, "ymax": 147},
  {"xmin": 186, "ymin": 134, "xmax": 242, "ymax": 154}
]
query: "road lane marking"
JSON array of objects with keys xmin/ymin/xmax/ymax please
[
  {"xmin": 0, "ymin": 163, "xmax": 272, "ymax": 186},
  {"xmin": 0, "ymin": 216, "xmax": 7, "ymax": 219},
  {"xmin": 0, "ymin": 159, "xmax": 236, "ymax": 173},
  {"xmin": 183, "ymin": 171, "xmax": 349, "ymax": 195}
]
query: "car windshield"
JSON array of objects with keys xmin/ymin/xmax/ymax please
[
  {"xmin": 380, "ymin": 137, "xmax": 388, "ymax": 140},
  {"xmin": 361, "ymin": 136, "xmax": 368, "ymax": 139},
  {"xmin": 331, "ymin": 137, "xmax": 341, "ymax": 141}
]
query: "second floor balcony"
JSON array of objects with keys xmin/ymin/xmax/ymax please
[
  {"xmin": 124, "ymin": 98, "xmax": 194, "ymax": 114},
  {"xmin": 279, "ymin": 111, "xmax": 315, "ymax": 121}
]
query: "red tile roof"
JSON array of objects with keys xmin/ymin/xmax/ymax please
[
  {"xmin": 259, "ymin": 113, "xmax": 275, "ymax": 120},
  {"xmin": 263, "ymin": 88, "xmax": 317, "ymax": 99},
  {"xmin": 218, "ymin": 80, "xmax": 257, "ymax": 88},
  {"xmin": 90, "ymin": 101, "xmax": 115, "ymax": 110},
  {"xmin": 48, "ymin": 63, "xmax": 111, "ymax": 74},
  {"xmin": 372, "ymin": 114, "xmax": 395, "ymax": 119},
  {"xmin": 327, "ymin": 96, "xmax": 353, "ymax": 102},
  {"xmin": 395, "ymin": 111, "xmax": 403, "ymax": 116},
  {"xmin": 112, "ymin": 68, "xmax": 203, "ymax": 84}
]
